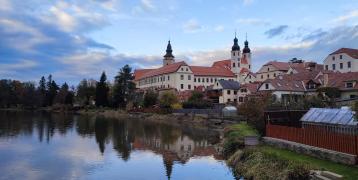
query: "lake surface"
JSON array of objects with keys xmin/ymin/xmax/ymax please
[{"xmin": 0, "ymin": 111, "xmax": 235, "ymax": 180}]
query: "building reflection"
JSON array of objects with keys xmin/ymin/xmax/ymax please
[{"xmin": 0, "ymin": 111, "xmax": 224, "ymax": 179}]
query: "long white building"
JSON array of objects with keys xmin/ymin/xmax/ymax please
[
  {"xmin": 323, "ymin": 48, "xmax": 358, "ymax": 73},
  {"xmin": 134, "ymin": 35, "xmax": 252, "ymax": 91}
]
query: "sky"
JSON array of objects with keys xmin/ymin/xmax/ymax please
[{"xmin": 0, "ymin": 0, "xmax": 357, "ymax": 85}]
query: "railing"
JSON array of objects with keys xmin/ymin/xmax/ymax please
[{"xmin": 266, "ymin": 123, "xmax": 358, "ymax": 155}]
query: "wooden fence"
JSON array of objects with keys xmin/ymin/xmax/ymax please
[{"xmin": 266, "ymin": 123, "xmax": 358, "ymax": 156}]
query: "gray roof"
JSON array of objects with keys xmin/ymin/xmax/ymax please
[
  {"xmin": 300, "ymin": 107, "xmax": 357, "ymax": 126},
  {"xmin": 218, "ymin": 80, "xmax": 240, "ymax": 90}
]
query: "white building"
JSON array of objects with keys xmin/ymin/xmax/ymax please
[
  {"xmin": 323, "ymin": 48, "xmax": 358, "ymax": 73},
  {"xmin": 134, "ymin": 36, "xmax": 253, "ymax": 91},
  {"xmin": 211, "ymin": 80, "xmax": 241, "ymax": 104}
]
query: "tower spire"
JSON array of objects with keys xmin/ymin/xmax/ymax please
[{"xmin": 232, "ymin": 31, "xmax": 240, "ymax": 51}]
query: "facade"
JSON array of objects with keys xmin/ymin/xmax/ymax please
[
  {"xmin": 134, "ymin": 35, "xmax": 252, "ymax": 91},
  {"xmin": 237, "ymin": 82, "xmax": 260, "ymax": 104},
  {"xmin": 323, "ymin": 72, "xmax": 358, "ymax": 100},
  {"xmin": 323, "ymin": 48, "xmax": 358, "ymax": 73},
  {"xmin": 211, "ymin": 80, "xmax": 241, "ymax": 104}
]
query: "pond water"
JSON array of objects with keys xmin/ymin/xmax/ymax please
[{"xmin": 0, "ymin": 111, "xmax": 235, "ymax": 180}]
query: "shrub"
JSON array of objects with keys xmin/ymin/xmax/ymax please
[
  {"xmin": 143, "ymin": 90, "xmax": 158, "ymax": 107},
  {"xmin": 171, "ymin": 103, "xmax": 182, "ymax": 109},
  {"xmin": 159, "ymin": 91, "xmax": 178, "ymax": 108},
  {"xmin": 182, "ymin": 91, "xmax": 212, "ymax": 109}
]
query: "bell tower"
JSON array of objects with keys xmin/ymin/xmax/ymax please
[
  {"xmin": 163, "ymin": 40, "xmax": 175, "ymax": 66},
  {"xmin": 231, "ymin": 32, "xmax": 241, "ymax": 75},
  {"xmin": 242, "ymin": 34, "xmax": 252, "ymax": 70}
]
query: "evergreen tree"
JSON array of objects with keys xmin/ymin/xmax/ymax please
[
  {"xmin": 113, "ymin": 65, "xmax": 136, "ymax": 108},
  {"xmin": 77, "ymin": 79, "xmax": 96, "ymax": 106},
  {"xmin": 46, "ymin": 75, "xmax": 59, "ymax": 106},
  {"xmin": 95, "ymin": 72, "xmax": 109, "ymax": 107},
  {"xmin": 55, "ymin": 83, "xmax": 69, "ymax": 104},
  {"xmin": 38, "ymin": 76, "xmax": 47, "ymax": 106}
]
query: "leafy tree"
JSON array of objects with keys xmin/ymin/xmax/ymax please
[
  {"xmin": 95, "ymin": 72, "xmax": 109, "ymax": 107},
  {"xmin": 143, "ymin": 90, "xmax": 158, "ymax": 107},
  {"xmin": 77, "ymin": 79, "xmax": 96, "ymax": 106},
  {"xmin": 182, "ymin": 91, "xmax": 212, "ymax": 109},
  {"xmin": 113, "ymin": 65, "xmax": 136, "ymax": 108},
  {"xmin": 55, "ymin": 83, "xmax": 70, "ymax": 104},
  {"xmin": 22, "ymin": 82, "xmax": 40, "ymax": 108},
  {"xmin": 159, "ymin": 91, "xmax": 178, "ymax": 108},
  {"xmin": 317, "ymin": 87, "xmax": 341, "ymax": 107}
]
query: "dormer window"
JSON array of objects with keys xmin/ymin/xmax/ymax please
[
  {"xmin": 308, "ymin": 83, "xmax": 316, "ymax": 89},
  {"xmin": 346, "ymin": 82, "xmax": 353, "ymax": 88},
  {"xmin": 265, "ymin": 84, "xmax": 269, "ymax": 89}
]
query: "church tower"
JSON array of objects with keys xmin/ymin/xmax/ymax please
[
  {"xmin": 163, "ymin": 40, "xmax": 175, "ymax": 66},
  {"xmin": 231, "ymin": 33, "xmax": 241, "ymax": 75},
  {"xmin": 242, "ymin": 35, "xmax": 252, "ymax": 70}
]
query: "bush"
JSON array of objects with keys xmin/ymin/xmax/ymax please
[
  {"xmin": 182, "ymin": 91, "xmax": 212, "ymax": 109},
  {"xmin": 171, "ymin": 103, "xmax": 182, "ymax": 109},
  {"xmin": 143, "ymin": 90, "xmax": 158, "ymax": 107},
  {"xmin": 159, "ymin": 91, "xmax": 178, "ymax": 108}
]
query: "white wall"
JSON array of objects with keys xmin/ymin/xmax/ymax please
[{"xmin": 324, "ymin": 53, "xmax": 358, "ymax": 73}]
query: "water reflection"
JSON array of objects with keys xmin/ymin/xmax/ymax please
[{"xmin": 0, "ymin": 111, "xmax": 233, "ymax": 180}]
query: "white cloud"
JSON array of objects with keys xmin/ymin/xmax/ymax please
[
  {"xmin": 183, "ymin": 19, "xmax": 203, "ymax": 33},
  {"xmin": 132, "ymin": 0, "xmax": 156, "ymax": 14},
  {"xmin": 332, "ymin": 10, "xmax": 358, "ymax": 24},
  {"xmin": 0, "ymin": 60, "xmax": 38, "ymax": 75},
  {"xmin": 0, "ymin": 0, "xmax": 12, "ymax": 11},
  {"xmin": 236, "ymin": 18, "xmax": 269, "ymax": 26},
  {"xmin": 243, "ymin": 0, "xmax": 254, "ymax": 6},
  {"xmin": 214, "ymin": 25, "xmax": 225, "ymax": 32}
]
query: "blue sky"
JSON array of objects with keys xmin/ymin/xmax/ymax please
[{"xmin": 0, "ymin": 0, "xmax": 357, "ymax": 85}]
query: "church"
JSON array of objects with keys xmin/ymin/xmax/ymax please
[{"xmin": 134, "ymin": 35, "xmax": 252, "ymax": 91}]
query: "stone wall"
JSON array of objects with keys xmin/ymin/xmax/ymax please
[{"xmin": 263, "ymin": 137, "xmax": 357, "ymax": 165}]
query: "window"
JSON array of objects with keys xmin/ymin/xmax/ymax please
[
  {"xmin": 340, "ymin": 55, "xmax": 343, "ymax": 59},
  {"xmin": 350, "ymin": 95, "xmax": 356, "ymax": 99},
  {"xmin": 202, "ymin": 78, "xmax": 204, "ymax": 82},
  {"xmin": 332, "ymin": 56, "xmax": 335, "ymax": 60},
  {"xmin": 233, "ymin": 63, "xmax": 236, "ymax": 67},
  {"xmin": 194, "ymin": 78, "xmax": 196, "ymax": 82},
  {"xmin": 198, "ymin": 78, "xmax": 201, "ymax": 82},
  {"xmin": 261, "ymin": 75, "xmax": 264, "ymax": 79},
  {"xmin": 274, "ymin": 73, "xmax": 276, "ymax": 77},
  {"xmin": 325, "ymin": 65, "xmax": 328, "ymax": 70},
  {"xmin": 215, "ymin": 78, "xmax": 217, "ymax": 82},
  {"xmin": 265, "ymin": 83, "xmax": 269, "ymax": 89},
  {"xmin": 348, "ymin": 61, "xmax": 351, "ymax": 68},
  {"xmin": 238, "ymin": 62, "xmax": 240, "ymax": 67},
  {"xmin": 234, "ymin": 99, "xmax": 237, "ymax": 102},
  {"xmin": 332, "ymin": 64, "xmax": 336, "ymax": 70},
  {"xmin": 346, "ymin": 82, "xmax": 353, "ymax": 88},
  {"xmin": 340, "ymin": 63, "xmax": 343, "ymax": 69},
  {"xmin": 188, "ymin": 85, "xmax": 191, "ymax": 89},
  {"xmin": 239, "ymin": 97, "xmax": 243, "ymax": 102},
  {"xmin": 234, "ymin": 90, "xmax": 237, "ymax": 95},
  {"xmin": 267, "ymin": 74, "xmax": 270, "ymax": 78},
  {"xmin": 210, "ymin": 78, "xmax": 213, "ymax": 83},
  {"xmin": 227, "ymin": 90, "xmax": 231, "ymax": 94},
  {"xmin": 240, "ymin": 89, "xmax": 247, "ymax": 93},
  {"xmin": 180, "ymin": 75, "xmax": 184, "ymax": 80},
  {"xmin": 206, "ymin": 78, "xmax": 209, "ymax": 82},
  {"xmin": 180, "ymin": 84, "xmax": 184, "ymax": 89},
  {"xmin": 233, "ymin": 52, "xmax": 235, "ymax": 56},
  {"xmin": 227, "ymin": 99, "xmax": 231, "ymax": 102},
  {"xmin": 186, "ymin": 68, "xmax": 188, "ymax": 71},
  {"xmin": 188, "ymin": 75, "xmax": 191, "ymax": 80},
  {"xmin": 168, "ymin": 76, "xmax": 170, "ymax": 81},
  {"xmin": 267, "ymin": 68, "xmax": 270, "ymax": 71},
  {"xmin": 181, "ymin": 68, "xmax": 184, "ymax": 71},
  {"xmin": 249, "ymin": 65, "xmax": 251, "ymax": 69}
]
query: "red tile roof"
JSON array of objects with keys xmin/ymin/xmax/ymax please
[
  {"xmin": 212, "ymin": 59, "xmax": 231, "ymax": 69},
  {"xmin": 329, "ymin": 48, "xmax": 358, "ymax": 59},
  {"xmin": 264, "ymin": 61, "xmax": 290, "ymax": 71},
  {"xmin": 190, "ymin": 66, "xmax": 235, "ymax": 77},
  {"xmin": 241, "ymin": 82, "xmax": 260, "ymax": 93},
  {"xmin": 134, "ymin": 69, "xmax": 154, "ymax": 80},
  {"xmin": 137, "ymin": 61, "xmax": 187, "ymax": 80},
  {"xmin": 326, "ymin": 72, "xmax": 358, "ymax": 90}
]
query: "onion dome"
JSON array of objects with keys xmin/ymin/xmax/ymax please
[
  {"xmin": 231, "ymin": 36, "xmax": 240, "ymax": 51},
  {"xmin": 243, "ymin": 40, "xmax": 251, "ymax": 53},
  {"xmin": 164, "ymin": 40, "xmax": 174, "ymax": 58}
]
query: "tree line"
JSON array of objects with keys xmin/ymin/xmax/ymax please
[{"xmin": 0, "ymin": 65, "xmax": 135, "ymax": 109}]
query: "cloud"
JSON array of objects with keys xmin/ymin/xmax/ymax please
[
  {"xmin": 243, "ymin": 0, "xmax": 254, "ymax": 6},
  {"xmin": 0, "ymin": 60, "xmax": 38, "ymax": 73},
  {"xmin": 214, "ymin": 25, "xmax": 225, "ymax": 32},
  {"xmin": 236, "ymin": 18, "xmax": 269, "ymax": 26},
  {"xmin": 132, "ymin": 0, "xmax": 156, "ymax": 14},
  {"xmin": 332, "ymin": 10, "xmax": 358, "ymax": 24},
  {"xmin": 0, "ymin": 0, "xmax": 12, "ymax": 11},
  {"xmin": 183, "ymin": 19, "xmax": 203, "ymax": 33},
  {"xmin": 264, "ymin": 25, "xmax": 288, "ymax": 38}
]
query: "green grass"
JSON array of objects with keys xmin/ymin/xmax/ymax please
[
  {"xmin": 260, "ymin": 145, "xmax": 358, "ymax": 180},
  {"xmin": 227, "ymin": 122, "xmax": 259, "ymax": 138}
]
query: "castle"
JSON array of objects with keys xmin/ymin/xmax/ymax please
[{"xmin": 134, "ymin": 34, "xmax": 252, "ymax": 91}]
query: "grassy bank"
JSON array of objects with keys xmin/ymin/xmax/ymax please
[
  {"xmin": 260, "ymin": 146, "xmax": 358, "ymax": 180},
  {"xmin": 224, "ymin": 122, "xmax": 358, "ymax": 180}
]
